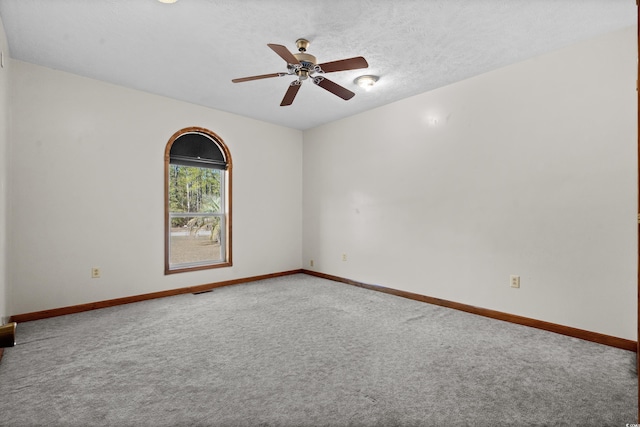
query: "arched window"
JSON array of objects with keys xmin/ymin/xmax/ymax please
[{"xmin": 164, "ymin": 127, "xmax": 232, "ymax": 274}]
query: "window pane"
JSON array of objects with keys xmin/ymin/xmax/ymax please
[
  {"xmin": 169, "ymin": 165, "xmax": 221, "ymax": 213},
  {"xmin": 169, "ymin": 216, "xmax": 223, "ymax": 266}
]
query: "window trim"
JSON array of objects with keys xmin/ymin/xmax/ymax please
[{"xmin": 164, "ymin": 127, "xmax": 232, "ymax": 274}]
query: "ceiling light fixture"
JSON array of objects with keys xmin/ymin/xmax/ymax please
[
  {"xmin": 354, "ymin": 75, "xmax": 379, "ymax": 90},
  {"xmin": 157, "ymin": 0, "xmax": 178, "ymax": 3}
]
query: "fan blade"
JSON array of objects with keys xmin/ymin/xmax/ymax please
[
  {"xmin": 268, "ymin": 44, "xmax": 301, "ymax": 65},
  {"xmin": 313, "ymin": 77, "xmax": 355, "ymax": 100},
  {"xmin": 280, "ymin": 82, "xmax": 301, "ymax": 106},
  {"xmin": 232, "ymin": 72, "xmax": 287, "ymax": 83},
  {"xmin": 317, "ymin": 56, "xmax": 368, "ymax": 73}
]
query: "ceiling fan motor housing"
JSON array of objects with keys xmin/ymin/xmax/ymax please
[{"xmin": 291, "ymin": 52, "xmax": 317, "ymax": 80}]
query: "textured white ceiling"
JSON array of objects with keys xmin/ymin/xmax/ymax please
[{"xmin": 0, "ymin": 0, "xmax": 635, "ymax": 130}]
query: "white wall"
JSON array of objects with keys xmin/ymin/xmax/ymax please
[
  {"xmin": 0, "ymin": 16, "xmax": 9, "ymax": 323},
  {"xmin": 8, "ymin": 61, "xmax": 303, "ymax": 315},
  {"xmin": 303, "ymin": 27, "xmax": 637, "ymax": 340}
]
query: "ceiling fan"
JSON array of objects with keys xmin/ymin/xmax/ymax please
[{"xmin": 232, "ymin": 38, "xmax": 369, "ymax": 106}]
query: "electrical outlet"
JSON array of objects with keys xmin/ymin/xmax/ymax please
[
  {"xmin": 310, "ymin": 259, "xmax": 314, "ymax": 267},
  {"xmin": 91, "ymin": 268, "xmax": 101, "ymax": 278},
  {"xmin": 342, "ymin": 253, "xmax": 347, "ymax": 261},
  {"xmin": 510, "ymin": 275, "xmax": 520, "ymax": 288}
]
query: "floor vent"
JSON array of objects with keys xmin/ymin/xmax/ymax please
[{"xmin": 192, "ymin": 290, "xmax": 214, "ymax": 295}]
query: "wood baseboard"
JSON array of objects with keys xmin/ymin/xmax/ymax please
[
  {"xmin": 303, "ymin": 269, "xmax": 638, "ymax": 352},
  {"xmin": 0, "ymin": 347, "xmax": 3, "ymax": 363},
  {"xmin": 10, "ymin": 269, "xmax": 303, "ymax": 323},
  {"xmin": 10, "ymin": 268, "xmax": 636, "ymax": 353}
]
